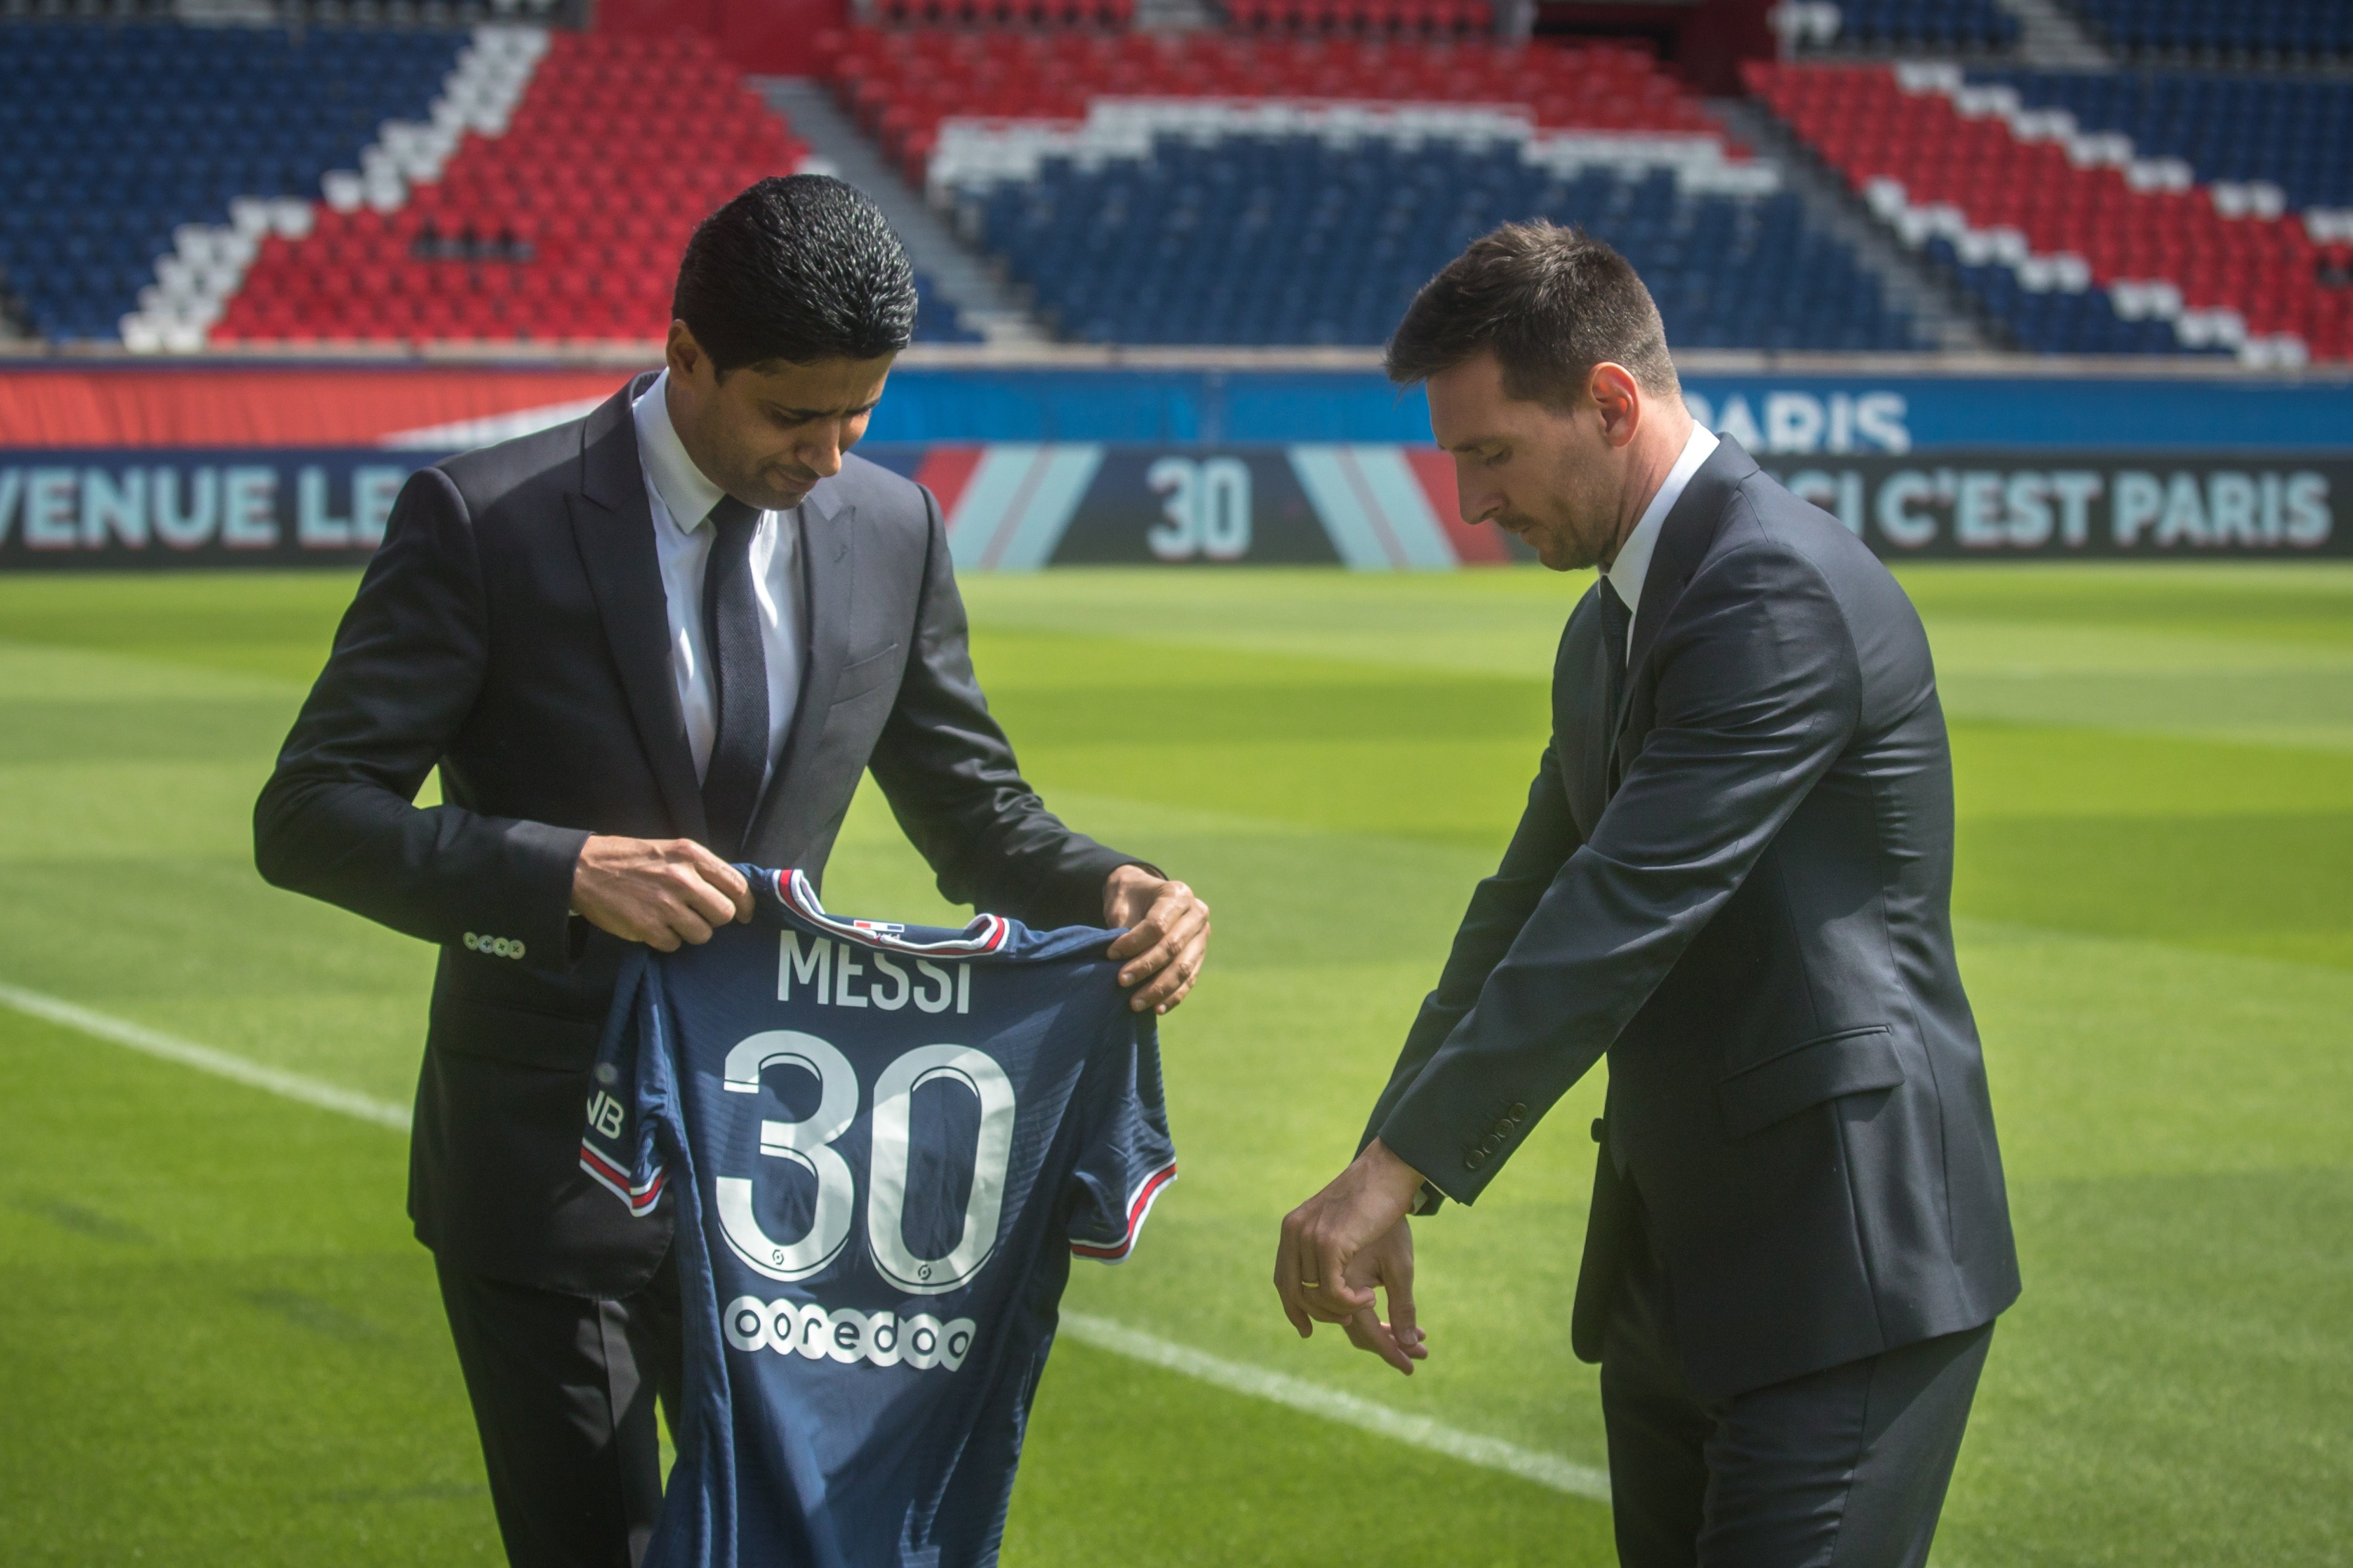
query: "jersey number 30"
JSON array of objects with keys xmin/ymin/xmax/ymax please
[{"xmin": 714, "ymin": 1031, "xmax": 1015, "ymax": 1297}]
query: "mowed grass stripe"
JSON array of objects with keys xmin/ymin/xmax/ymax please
[
  {"xmin": 0, "ymin": 980, "xmax": 410, "ymax": 1130},
  {"xmin": 1, "ymin": 970, "xmax": 1614, "ymax": 1510},
  {"xmin": 1060, "ymin": 1312, "xmax": 1614, "ymax": 1502}
]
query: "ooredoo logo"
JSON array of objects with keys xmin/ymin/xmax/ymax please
[{"xmin": 724, "ymin": 1296, "xmax": 976, "ymax": 1371}]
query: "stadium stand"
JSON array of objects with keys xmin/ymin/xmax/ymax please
[
  {"xmin": 214, "ymin": 28, "xmax": 815, "ymax": 346},
  {"xmin": 1218, "ymin": 0, "xmax": 1497, "ymax": 39},
  {"xmin": 1968, "ymin": 71, "xmax": 2353, "ymax": 216},
  {"xmin": 0, "ymin": 21, "xmax": 466, "ymax": 343},
  {"xmin": 13, "ymin": 8, "xmax": 2338, "ymax": 360},
  {"xmin": 963, "ymin": 119, "xmax": 1917, "ymax": 349},
  {"xmin": 826, "ymin": 26, "xmax": 1922, "ymax": 349},
  {"xmin": 2061, "ymin": 0, "xmax": 2352, "ymax": 63},
  {"xmin": 1802, "ymin": 0, "xmax": 2018, "ymax": 53},
  {"xmin": 875, "ymin": 0, "xmax": 1136, "ymax": 26},
  {"xmin": 1747, "ymin": 59, "xmax": 2353, "ymax": 362},
  {"xmin": 815, "ymin": 29, "xmax": 1724, "ymax": 179},
  {"xmin": 0, "ymin": 20, "xmax": 968, "ymax": 349}
]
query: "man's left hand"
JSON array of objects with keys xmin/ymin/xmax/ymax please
[
  {"xmin": 1102, "ymin": 865, "xmax": 1210, "ymax": 1014},
  {"xmin": 1275, "ymin": 1139, "xmax": 1430, "ymax": 1374}
]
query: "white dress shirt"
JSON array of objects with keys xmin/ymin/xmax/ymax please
[
  {"xmin": 632, "ymin": 371, "xmax": 804, "ymax": 789},
  {"xmin": 1600, "ymin": 423, "xmax": 1718, "ymax": 658}
]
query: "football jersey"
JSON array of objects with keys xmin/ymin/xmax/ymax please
[{"xmin": 580, "ymin": 868, "xmax": 1176, "ymax": 1568}]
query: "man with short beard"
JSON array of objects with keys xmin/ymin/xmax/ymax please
[{"xmin": 1275, "ymin": 221, "xmax": 2017, "ymax": 1567}]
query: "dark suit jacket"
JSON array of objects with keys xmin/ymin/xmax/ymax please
[
  {"xmin": 1366, "ymin": 437, "xmax": 2019, "ymax": 1400},
  {"xmin": 255, "ymin": 375, "xmax": 1138, "ymax": 1297}
]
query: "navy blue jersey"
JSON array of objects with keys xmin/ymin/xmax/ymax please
[{"xmin": 581, "ymin": 869, "xmax": 1176, "ymax": 1568}]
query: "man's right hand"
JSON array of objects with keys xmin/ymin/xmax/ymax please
[{"xmin": 571, "ymin": 835, "xmax": 753, "ymax": 951}]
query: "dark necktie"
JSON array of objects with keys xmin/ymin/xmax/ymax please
[
  {"xmin": 1597, "ymin": 576, "xmax": 1633, "ymax": 799},
  {"xmin": 1598, "ymin": 575, "xmax": 1632, "ymax": 725},
  {"xmin": 699, "ymin": 495, "xmax": 767, "ymax": 860}
]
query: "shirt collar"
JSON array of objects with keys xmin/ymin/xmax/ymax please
[
  {"xmin": 631, "ymin": 369, "xmax": 728, "ymax": 535},
  {"xmin": 1603, "ymin": 423, "xmax": 1719, "ymax": 618}
]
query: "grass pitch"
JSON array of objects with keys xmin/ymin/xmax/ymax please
[{"xmin": 2, "ymin": 563, "xmax": 2349, "ymax": 1566}]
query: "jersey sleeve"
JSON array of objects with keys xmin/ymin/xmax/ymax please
[
  {"xmin": 579, "ymin": 951, "xmax": 669, "ymax": 1219},
  {"xmin": 1062, "ymin": 1013, "xmax": 1178, "ymax": 1264}
]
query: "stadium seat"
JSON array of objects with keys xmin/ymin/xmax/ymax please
[
  {"xmin": 810, "ymin": 24, "xmax": 1922, "ymax": 351},
  {"xmin": 1965, "ymin": 70, "xmax": 2353, "ymax": 217},
  {"xmin": 1811, "ymin": 0, "xmax": 2020, "ymax": 53},
  {"xmin": 814, "ymin": 28, "xmax": 1720, "ymax": 182},
  {"xmin": 962, "ymin": 129, "xmax": 1919, "ymax": 351},
  {"xmin": 214, "ymin": 31, "xmax": 976, "ymax": 346},
  {"xmin": 0, "ymin": 21, "xmax": 464, "ymax": 343},
  {"xmin": 1747, "ymin": 60, "xmax": 2353, "ymax": 362},
  {"xmin": 2061, "ymin": 0, "xmax": 2353, "ymax": 64},
  {"xmin": 1218, "ymin": 0, "xmax": 1495, "ymax": 39}
]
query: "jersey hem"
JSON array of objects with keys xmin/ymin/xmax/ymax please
[
  {"xmin": 1069, "ymin": 1161, "xmax": 1178, "ymax": 1264},
  {"xmin": 581, "ymin": 1140, "xmax": 665, "ymax": 1217}
]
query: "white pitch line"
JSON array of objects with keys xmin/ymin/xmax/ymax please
[
  {"xmin": 0, "ymin": 981, "xmax": 410, "ymax": 1131},
  {"xmin": 1059, "ymin": 1311, "xmax": 1614, "ymax": 1503},
  {"xmin": 2, "ymin": 978, "xmax": 1611, "ymax": 1506}
]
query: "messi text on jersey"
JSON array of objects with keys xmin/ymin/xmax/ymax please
[{"xmin": 780, "ymin": 930, "xmax": 972, "ymax": 1014}]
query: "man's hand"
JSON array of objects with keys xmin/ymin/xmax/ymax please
[
  {"xmin": 1102, "ymin": 864, "xmax": 1210, "ymax": 1015},
  {"xmin": 1275, "ymin": 1139, "xmax": 1431, "ymax": 1375},
  {"xmin": 571, "ymin": 835, "xmax": 753, "ymax": 952}
]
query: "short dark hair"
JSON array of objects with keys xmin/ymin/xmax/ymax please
[
  {"xmin": 1385, "ymin": 221, "xmax": 1680, "ymax": 408},
  {"xmin": 672, "ymin": 175, "xmax": 918, "ymax": 375}
]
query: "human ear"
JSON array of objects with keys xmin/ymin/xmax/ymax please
[
  {"xmin": 665, "ymin": 320, "xmax": 704, "ymax": 385},
  {"xmin": 1588, "ymin": 362, "xmax": 1642, "ymax": 449}
]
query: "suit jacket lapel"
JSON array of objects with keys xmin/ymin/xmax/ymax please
[
  {"xmin": 1617, "ymin": 435, "xmax": 1762, "ymax": 744},
  {"xmin": 568, "ymin": 374, "xmax": 709, "ymax": 845},
  {"xmin": 745, "ymin": 474, "xmax": 855, "ymax": 863}
]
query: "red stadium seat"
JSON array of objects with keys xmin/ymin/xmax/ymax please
[
  {"xmin": 1748, "ymin": 61, "xmax": 2344, "ymax": 360},
  {"xmin": 226, "ymin": 29, "xmax": 811, "ymax": 346}
]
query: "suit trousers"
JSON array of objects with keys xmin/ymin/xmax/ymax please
[
  {"xmin": 436, "ymin": 1249, "xmax": 685, "ymax": 1568},
  {"xmin": 1599, "ymin": 1195, "xmax": 1992, "ymax": 1568}
]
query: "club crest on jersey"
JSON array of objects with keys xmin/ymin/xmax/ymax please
[{"xmin": 723, "ymin": 1296, "xmax": 976, "ymax": 1372}]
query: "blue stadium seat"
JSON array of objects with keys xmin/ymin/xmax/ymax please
[
  {"xmin": 913, "ymin": 275, "xmax": 983, "ymax": 344},
  {"xmin": 2062, "ymin": 0, "xmax": 2353, "ymax": 61},
  {"xmin": 0, "ymin": 21, "xmax": 465, "ymax": 342},
  {"xmin": 1828, "ymin": 0, "xmax": 2019, "ymax": 52},
  {"xmin": 1966, "ymin": 69, "xmax": 2353, "ymax": 214},
  {"xmin": 977, "ymin": 136, "xmax": 1924, "ymax": 351}
]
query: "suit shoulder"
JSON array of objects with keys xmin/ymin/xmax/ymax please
[
  {"xmin": 1713, "ymin": 471, "xmax": 1932, "ymax": 685},
  {"xmin": 433, "ymin": 412, "xmax": 589, "ymax": 516},
  {"xmin": 1717, "ymin": 471, "xmax": 1901, "ymax": 596}
]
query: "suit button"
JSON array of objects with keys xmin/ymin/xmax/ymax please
[
  {"xmin": 1465, "ymin": 1150, "xmax": 1487, "ymax": 1170},
  {"xmin": 1591, "ymin": 1118, "xmax": 1606, "ymax": 1143},
  {"xmin": 1509, "ymin": 1102, "xmax": 1528, "ymax": 1119},
  {"xmin": 1491, "ymin": 1119, "xmax": 1514, "ymax": 1139}
]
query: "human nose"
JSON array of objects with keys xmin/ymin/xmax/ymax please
[
  {"xmin": 799, "ymin": 422, "xmax": 846, "ymax": 479},
  {"xmin": 1455, "ymin": 465, "xmax": 1501, "ymax": 528}
]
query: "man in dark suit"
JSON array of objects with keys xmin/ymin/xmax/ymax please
[
  {"xmin": 1274, "ymin": 222, "xmax": 2017, "ymax": 1566},
  {"xmin": 255, "ymin": 176, "xmax": 1209, "ymax": 1568}
]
